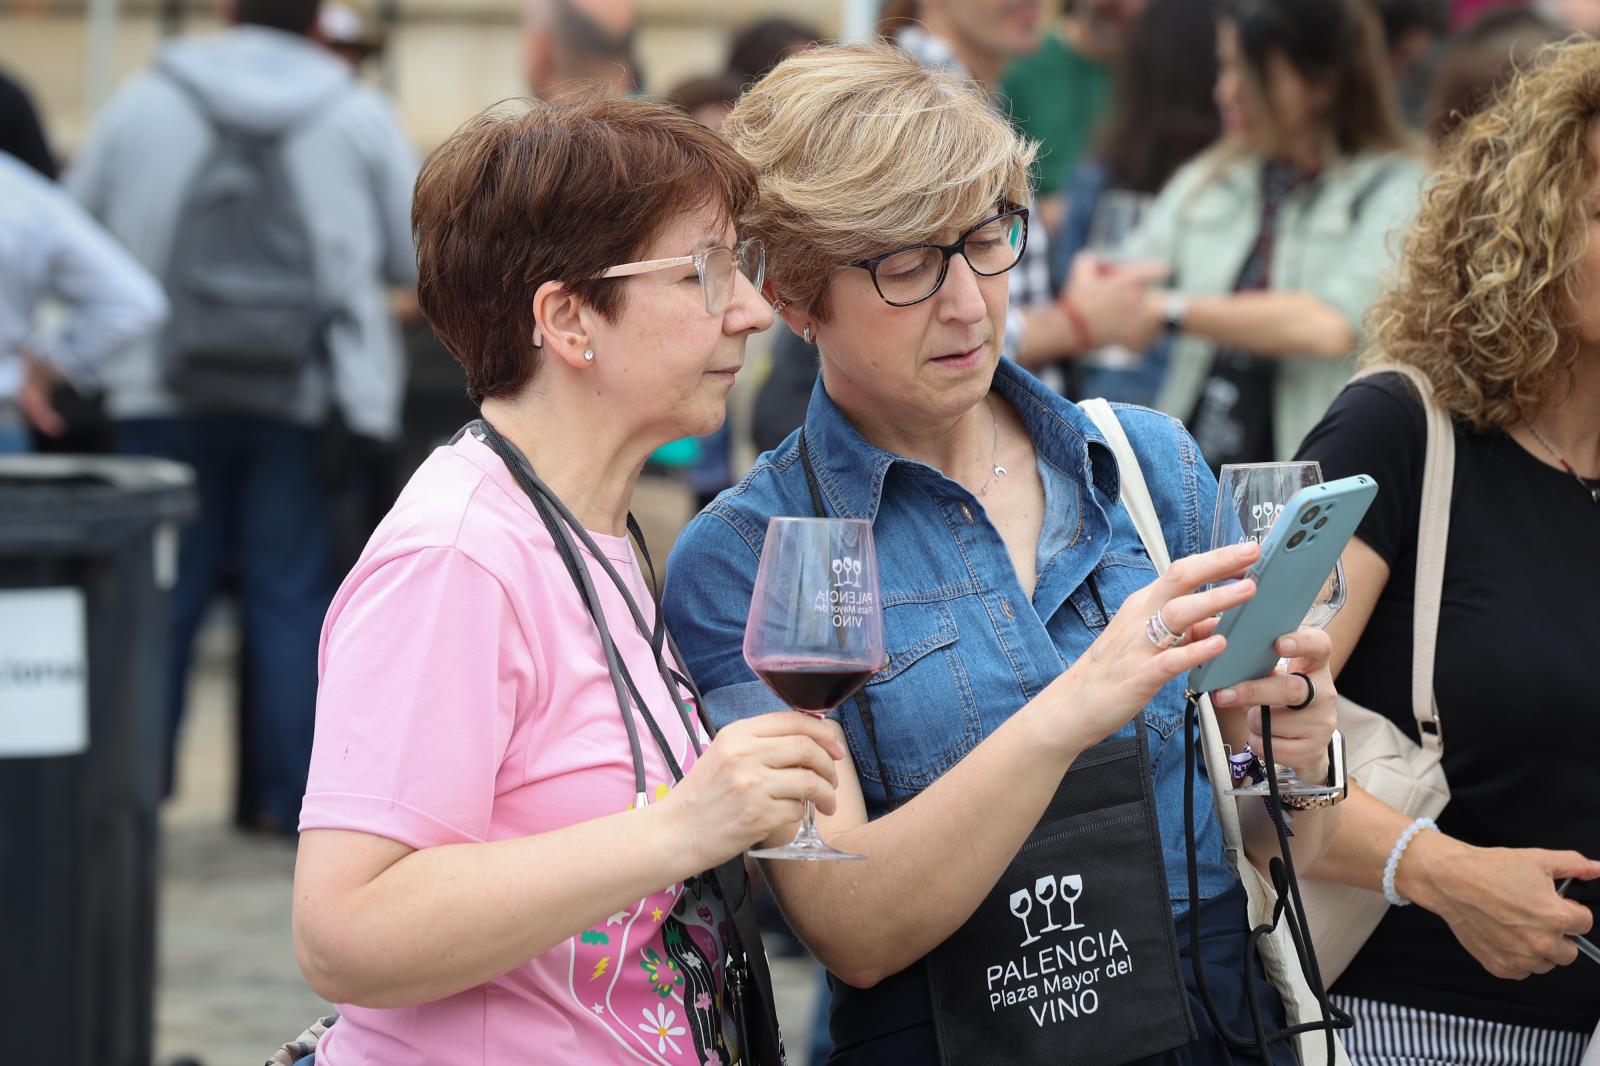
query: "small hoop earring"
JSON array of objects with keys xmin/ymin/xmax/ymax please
[
  {"xmin": 582, "ymin": 349, "xmax": 594, "ymax": 362},
  {"xmin": 802, "ymin": 324, "xmax": 813, "ymax": 344}
]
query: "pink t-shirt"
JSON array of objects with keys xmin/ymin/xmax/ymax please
[{"xmin": 301, "ymin": 432, "xmax": 735, "ymax": 1066}]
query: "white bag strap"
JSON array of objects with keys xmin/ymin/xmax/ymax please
[
  {"xmin": 1079, "ymin": 400, "xmax": 1245, "ymax": 851},
  {"xmin": 1347, "ymin": 363, "xmax": 1453, "ymax": 753}
]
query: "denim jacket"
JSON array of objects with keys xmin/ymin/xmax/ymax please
[{"xmin": 663, "ymin": 360, "xmax": 1235, "ymax": 914}]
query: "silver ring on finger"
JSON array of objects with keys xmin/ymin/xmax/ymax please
[
  {"xmin": 1286, "ymin": 671, "xmax": 1316, "ymax": 710},
  {"xmin": 1144, "ymin": 608, "xmax": 1185, "ymax": 650}
]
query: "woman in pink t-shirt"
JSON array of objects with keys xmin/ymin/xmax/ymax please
[{"xmin": 288, "ymin": 97, "xmax": 843, "ymax": 1066}]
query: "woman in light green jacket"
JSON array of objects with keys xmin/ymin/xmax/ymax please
[{"xmin": 1116, "ymin": 0, "xmax": 1424, "ymax": 465}]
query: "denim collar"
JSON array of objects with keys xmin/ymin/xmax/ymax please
[{"xmin": 800, "ymin": 359, "xmax": 1122, "ymax": 521}]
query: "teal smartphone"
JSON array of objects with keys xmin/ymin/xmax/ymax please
[{"xmin": 1188, "ymin": 475, "xmax": 1378, "ymax": 694}]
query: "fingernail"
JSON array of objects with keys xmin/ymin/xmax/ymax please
[
  {"xmin": 1215, "ymin": 688, "xmax": 1237, "ymax": 706},
  {"xmin": 1279, "ymin": 638, "xmax": 1298, "ymax": 654},
  {"xmin": 1236, "ymin": 544, "xmax": 1257, "ymax": 557}
]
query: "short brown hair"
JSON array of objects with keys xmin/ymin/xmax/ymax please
[{"xmin": 413, "ymin": 96, "xmax": 758, "ymax": 405}]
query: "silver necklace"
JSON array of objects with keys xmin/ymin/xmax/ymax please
[
  {"xmin": 1526, "ymin": 420, "xmax": 1600, "ymax": 505},
  {"xmin": 978, "ymin": 396, "xmax": 1007, "ymax": 497}
]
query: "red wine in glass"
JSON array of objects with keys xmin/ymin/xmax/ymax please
[
  {"xmin": 743, "ymin": 517, "xmax": 885, "ymax": 861},
  {"xmin": 751, "ymin": 659, "xmax": 877, "ymax": 715}
]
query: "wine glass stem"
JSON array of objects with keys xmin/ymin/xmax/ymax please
[{"xmin": 792, "ymin": 800, "xmax": 825, "ymax": 847}]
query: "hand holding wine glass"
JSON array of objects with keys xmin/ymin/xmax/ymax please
[{"xmin": 743, "ymin": 517, "xmax": 886, "ymax": 861}]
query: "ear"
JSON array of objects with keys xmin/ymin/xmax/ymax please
[
  {"xmin": 532, "ymin": 280, "xmax": 594, "ymax": 371},
  {"xmin": 764, "ymin": 285, "xmax": 815, "ymax": 340}
]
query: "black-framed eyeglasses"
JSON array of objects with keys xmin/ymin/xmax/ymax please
[{"xmin": 848, "ymin": 207, "xmax": 1029, "ymax": 308}]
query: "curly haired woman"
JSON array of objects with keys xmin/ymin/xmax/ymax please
[{"xmin": 1295, "ymin": 38, "xmax": 1600, "ymax": 1066}]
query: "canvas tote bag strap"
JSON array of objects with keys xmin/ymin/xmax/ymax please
[
  {"xmin": 1078, "ymin": 401, "xmax": 1244, "ymax": 854},
  {"xmin": 1348, "ymin": 364, "xmax": 1455, "ymax": 753}
]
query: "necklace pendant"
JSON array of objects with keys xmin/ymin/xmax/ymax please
[
  {"xmin": 1592, "ymin": 486, "xmax": 1599, "ymax": 505},
  {"xmin": 993, "ymin": 464, "xmax": 1007, "ymax": 480}
]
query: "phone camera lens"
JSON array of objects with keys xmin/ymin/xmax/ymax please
[
  {"xmin": 1287, "ymin": 530, "xmax": 1308, "ymax": 549},
  {"xmin": 1300, "ymin": 505, "xmax": 1321, "ymax": 524},
  {"xmin": 1314, "ymin": 517, "xmax": 1329, "ymax": 530}
]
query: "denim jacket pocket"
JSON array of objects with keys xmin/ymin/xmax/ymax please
[
  {"xmin": 844, "ymin": 600, "xmax": 982, "ymax": 802},
  {"xmin": 1067, "ymin": 554, "xmax": 1187, "ymax": 740}
]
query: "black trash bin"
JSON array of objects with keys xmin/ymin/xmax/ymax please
[{"xmin": 0, "ymin": 455, "xmax": 195, "ymax": 1066}]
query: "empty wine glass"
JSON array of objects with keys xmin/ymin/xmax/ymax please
[
  {"xmin": 1082, "ymin": 190, "xmax": 1155, "ymax": 371},
  {"xmin": 1211, "ymin": 462, "xmax": 1346, "ymax": 798},
  {"xmin": 744, "ymin": 517, "xmax": 885, "ymax": 861}
]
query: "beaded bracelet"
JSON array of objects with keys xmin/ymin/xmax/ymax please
[{"xmin": 1383, "ymin": 816, "xmax": 1437, "ymax": 907}]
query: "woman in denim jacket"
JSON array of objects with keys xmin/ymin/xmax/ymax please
[{"xmin": 663, "ymin": 43, "xmax": 1344, "ymax": 1065}]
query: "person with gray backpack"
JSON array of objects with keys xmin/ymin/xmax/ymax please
[{"xmin": 66, "ymin": 0, "xmax": 418, "ymax": 835}]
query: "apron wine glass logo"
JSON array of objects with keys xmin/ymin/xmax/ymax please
[
  {"xmin": 1009, "ymin": 873, "xmax": 1085, "ymax": 947},
  {"xmin": 831, "ymin": 557, "xmax": 862, "ymax": 589},
  {"xmin": 985, "ymin": 871, "xmax": 1133, "ymax": 1026}
]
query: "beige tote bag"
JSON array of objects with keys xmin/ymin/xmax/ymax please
[
  {"xmin": 1297, "ymin": 363, "xmax": 1454, "ymax": 982},
  {"xmin": 1081, "ymin": 398, "xmax": 1351, "ymax": 1066}
]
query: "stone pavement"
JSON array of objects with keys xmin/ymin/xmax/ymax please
[{"xmin": 153, "ymin": 616, "xmax": 824, "ymax": 1065}]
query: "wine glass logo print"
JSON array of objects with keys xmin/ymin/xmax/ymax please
[
  {"xmin": 1008, "ymin": 874, "xmax": 1087, "ymax": 947},
  {"xmin": 1246, "ymin": 502, "xmax": 1285, "ymax": 544},
  {"xmin": 831, "ymin": 557, "xmax": 863, "ymax": 589}
]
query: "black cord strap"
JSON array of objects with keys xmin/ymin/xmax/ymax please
[{"xmin": 1182, "ymin": 692, "xmax": 1351, "ymax": 1064}]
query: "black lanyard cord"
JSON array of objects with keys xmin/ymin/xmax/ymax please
[
  {"xmin": 1182, "ymin": 692, "xmax": 1351, "ymax": 1064},
  {"xmin": 472, "ymin": 420, "xmax": 700, "ymax": 795},
  {"xmin": 479, "ymin": 420, "xmax": 705, "ymax": 758}
]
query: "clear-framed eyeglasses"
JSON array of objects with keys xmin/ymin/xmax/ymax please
[
  {"xmin": 599, "ymin": 238, "xmax": 766, "ymax": 315},
  {"xmin": 849, "ymin": 207, "xmax": 1028, "ymax": 308}
]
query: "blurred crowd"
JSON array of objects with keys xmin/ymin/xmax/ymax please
[{"xmin": 3, "ymin": 0, "xmax": 1599, "ymax": 1061}]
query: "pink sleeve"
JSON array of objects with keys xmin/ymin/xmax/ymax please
[{"xmin": 299, "ymin": 546, "xmax": 532, "ymax": 848}]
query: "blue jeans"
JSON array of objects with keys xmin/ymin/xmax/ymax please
[
  {"xmin": 118, "ymin": 416, "xmax": 333, "ymax": 831},
  {"xmin": 0, "ymin": 424, "xmax": 30, "ymax": 453}
]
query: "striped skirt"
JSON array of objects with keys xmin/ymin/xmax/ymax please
[{"xmin": 1334, "ymin": 995, "xmax": 1591, "ymax": 1066}]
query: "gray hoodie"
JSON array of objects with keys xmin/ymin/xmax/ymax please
[{"xmin": 67, "ymin": 25, "xmax": 418, "ymax": 440}]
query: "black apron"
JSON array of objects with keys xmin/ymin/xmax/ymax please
[
  {"xmin": 796, "ymin": 431, "xmax": 1194, "ymax": 1066},
  {"xmin": 467, "ymin": 420, "xmax": 787, "ymax": 1066}
]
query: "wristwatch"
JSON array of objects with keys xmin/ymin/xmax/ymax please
[
  {"xmin": 1162, "ymin": 291, "xmax": 1189, "ymax": 335},
  {"xmin": 1280, "ymin": 729, "xmax": 1348, "ymax": 810}
]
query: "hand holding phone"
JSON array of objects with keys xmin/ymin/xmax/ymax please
[{"xmin": 1189, "ymin": 475, "xmax": 1378, "ymax": 694}]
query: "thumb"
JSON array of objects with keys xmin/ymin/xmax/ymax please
[{"xmin": 1537, "ymin": 850, "xmax": 1600, "ymax": 881}]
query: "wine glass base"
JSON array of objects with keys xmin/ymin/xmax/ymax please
[{"xmin": 749, "ymin": 838, "xmax": 865, "ymax": 862}]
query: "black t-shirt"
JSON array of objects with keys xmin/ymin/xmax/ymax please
[{"xmin": 1295, "ymin": 373, "xmax": 1600, "ymax": 1033}]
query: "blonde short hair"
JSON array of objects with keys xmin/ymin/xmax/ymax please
[
  {"xmin": 1365, "ymin": 37, "xmax": 1600, "ymax": 430},
  {"xmin": 723, "ymin": 41, "xmax": 1037, "ymax": 321}
]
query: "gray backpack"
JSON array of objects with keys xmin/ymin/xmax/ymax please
[{"xmin": 159, "ymin": 67, "xmax": 343, "ymax": 418}]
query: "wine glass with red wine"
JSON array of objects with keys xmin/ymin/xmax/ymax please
[{"xmin": 744, "ymin": 516, "xmax": 886, "ymax": 861}]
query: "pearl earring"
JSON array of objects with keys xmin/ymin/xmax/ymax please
[
  {"xmin": 803, "ymin": 324, "xmax": 813, "ymax": 344},
  {"xmin": 583, "ymin": 349, "xmax": 594, "ymax": 362}
]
